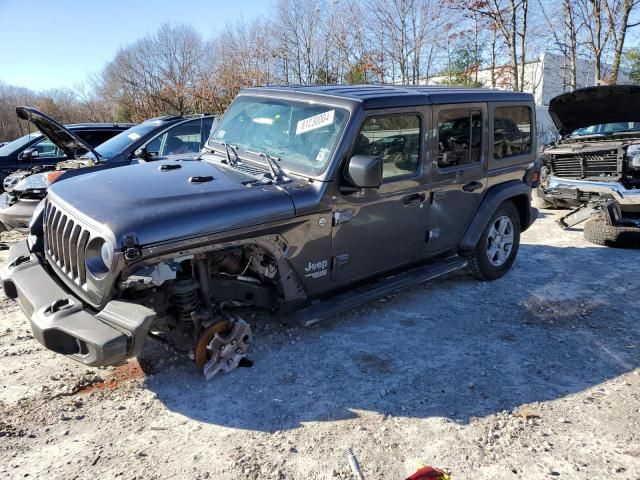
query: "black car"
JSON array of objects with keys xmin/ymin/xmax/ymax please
[
  {"xmin": 0, "ymin": 109, "xmax": 217, "ymax": 231},
  {"xmin": 0, "ymin": 118, "xmax": 132, "ymax": 189},
  {"xmin": 1, "ymin": 85, "xmax": 539, "ymax": 377},
  {"xmin": 535, "ymin": 85, "xmax": 640, "ymax": 248}
]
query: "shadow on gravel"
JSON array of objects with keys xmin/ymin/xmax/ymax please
[{"xmin": 146, "ymin": 244, "xmax": 640, "ymax": 432}]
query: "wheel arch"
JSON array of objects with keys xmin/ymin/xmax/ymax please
[{"xmin": 459, "ymin": 181, "xmax": 534, "ymax": 251}]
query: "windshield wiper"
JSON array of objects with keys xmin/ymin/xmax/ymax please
[
  {"xmin": 223, "ymin": 142, "xmax": 239, "ymax": 166},
  {"xmin": 208, "ymin": 140, "xmax": 240, "ymax": 166},
  {"xmin": 246, "ymin": 150, "xmax": 287, "ymax": 182}
]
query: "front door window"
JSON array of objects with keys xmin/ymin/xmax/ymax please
[
  {"xmin": 29, "ymin": 138, "xmax": 61, "ymax": 158},
  {"xmin": 352, "ymin": 114, "xmax": 421, "ymax": 181}
]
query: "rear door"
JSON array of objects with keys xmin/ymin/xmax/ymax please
[{"xmin": 426, "ymin": 103, "xmax": 488, "ymax": 254}]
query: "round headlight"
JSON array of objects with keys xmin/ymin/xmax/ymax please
[{"xmin": 85, "ymin": 237, "xmax": 112, "ymax": 279}]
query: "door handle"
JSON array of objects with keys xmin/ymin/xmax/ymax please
[
  {"xmin": 462, "ymin": 181, "xmax": 483, "ymax": 192},
  {"xmin": 403, "ymin": 193, "xmax": 426, "ymax": 206}
]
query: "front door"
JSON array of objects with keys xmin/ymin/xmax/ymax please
[
  {"xmin": 331, "ymin": 109, "xmax": 430, "ymax": 284},
  {"xmin": 427, "ymin": 103, "xmax": 488, "ymax": 254}
]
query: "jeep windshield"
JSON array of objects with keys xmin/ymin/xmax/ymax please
[
  {"xmin": 81, "ymin": 122, "xmax": 161, "ymax": 160},
  {"xmin": 570, "ymin": 122, "xmax": 640, "ymax": 138},
  {"xmin": 207, "ymin": 96, "xmax": 349, "ymax": 176}
]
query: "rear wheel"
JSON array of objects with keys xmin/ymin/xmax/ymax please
[
  {"xmin": 583, "ymin": 219, "xmax": 640, "ymax": 249},
  {"xmin": 466, "ymin": 201, "xmax": 521, "ymax": 281}
]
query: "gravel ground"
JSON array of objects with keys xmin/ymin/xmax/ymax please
[{"xmin": 1, "ymin": 210, "xmax": 639, "ymax": 480}]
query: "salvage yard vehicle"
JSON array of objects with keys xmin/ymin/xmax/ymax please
[
  {"xmin": 1, "ymin": 85, "xmax": 539, "ymax": 378},
  {"xmin": 536, "ymin": 85, "xmax": 640, "ymax": 248},
  {"xmin": 0, "ymin": 116, "xmax": 131, "ymax": 191},
  {"xmin": 0, "ymin": 108, "xmax": 217, "ymax": 231}
]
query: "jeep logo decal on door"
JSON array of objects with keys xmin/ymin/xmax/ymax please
[{"xmin": 304, "ymin": 260, "xmax": 329, "ymax": 278}]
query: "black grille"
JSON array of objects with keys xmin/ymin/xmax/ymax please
[
  {"xmin": 44, "ymin": 201, "xmax": 90, "ymax": 286},
  {"xmin": 549, "ymin": 150, "xmax": 620, "ymax": 179}
]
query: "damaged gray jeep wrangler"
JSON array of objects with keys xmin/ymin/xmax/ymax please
[
  {"xmin": 2, "ymin": 86, "xmax": 539, "ymax": 377},
  {"xmin": 537, "ymin": 85, "xmax": 640, "ymax": 247}
]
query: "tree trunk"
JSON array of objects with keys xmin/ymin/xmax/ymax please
[
  {"xmin": 609, "ymin": 0, "xmax": 638, "ymax": 83},
  {"xmin": 509, "ymin": 0, "xmax": 519, "ymax": 91},
  {"xmin": 565, "ymin": 0, "xmax": 578, "ymax": 89}
]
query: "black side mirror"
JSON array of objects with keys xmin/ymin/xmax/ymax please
[
  {"xmin": 135, "ymin": 147, "xmax": 159, "ymax": 162},
  {"xmin": 347, "ymin": 155, "xmax": 383, "ymax": 189},
  {"xmin": 134, "ymin": 147, "xmax": 149, "ymax": 160},
  {"xmin": 21, "ymin": 148, "xmax": 39, "ymax": 161}
]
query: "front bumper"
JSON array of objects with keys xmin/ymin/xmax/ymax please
[
  {"xmin": 1, "ymin": 240, "xmax": 155, "ymax": 366},
  {"xmin": 546, "ymin": 176, "xmax": 640, "ymax": 206},
  {"xmin": 0, "ymin": 193, "xmax": 39, "ymax": 231}
]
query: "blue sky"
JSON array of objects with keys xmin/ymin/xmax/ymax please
[{"xmin": 0, "ymin": 0, "xmax": 271, "ymax": 91}]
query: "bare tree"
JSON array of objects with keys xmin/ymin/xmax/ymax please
[
  {"xmin": 457, "ymin": 0, "xmax": 530, "ymax": 91},
  {"xmin": 367, "ymin": 0, "xmax": 446, "ymax": 84},
  {"xmin": 606, "ymin": 0, "xmax": 640, "ymax": 82},
  {"xmin": 98, "ymin": 23, "xmax": 206, "ymax": 121},
  {"xmin": 575, "ymin": 0, "xmax": 611, "ymax": 83}
]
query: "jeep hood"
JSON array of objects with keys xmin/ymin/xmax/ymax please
[
  {"xmin": 47, "ymin": 160, "xmax": 296, "ymax": 246},
  {"xmin": 549, "ymin": 85, "xmax": 640, "ymax": 136},
  {"xmin": 15, "ymin": 106, "xmax": 99, "ymax": 160}
]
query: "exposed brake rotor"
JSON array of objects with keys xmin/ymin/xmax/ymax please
[{"xmin": 194, "ymin": 316, "xmax": 252, "ymax": 380}]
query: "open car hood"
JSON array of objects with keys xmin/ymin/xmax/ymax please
[
  {"xmin": 548, "ymin": 85, "xmax": 640, "ymax": 136},
  {"xmin": 15, "ymin": 106, "xmax": 100, "ymax": 160}
]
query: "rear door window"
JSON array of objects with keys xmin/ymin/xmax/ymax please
[
  {"xmin": 437, "ymin": 109, "xmax": 482, "ymax": 169},
  {"xmin": 493, "ymin": 106, "xmax": 532, "ymax": 159}
]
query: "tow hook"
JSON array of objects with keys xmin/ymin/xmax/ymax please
[
  {"xmin": 8, "ymin": 254, "xmax": 30, "ymax": 268},
  {"xmin": 45, "ymin": 298, "xmax": 73, "ymax": 316}
]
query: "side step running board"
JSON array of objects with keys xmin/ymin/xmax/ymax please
[{"xmin": 289, "ymin": 256, "xmax": 468, "ymax": 327}]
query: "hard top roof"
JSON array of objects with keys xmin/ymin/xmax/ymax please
[{"xmin": 242, "ymin": 84, "xmax": 533, "ymax": 109}]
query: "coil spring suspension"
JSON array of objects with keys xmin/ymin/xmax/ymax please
[{"xmin": 170, "ymin": 278, "xmax": 200, "ymax": 328}]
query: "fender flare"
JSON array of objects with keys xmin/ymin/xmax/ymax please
[{"xmin": 459, "ymin": 181, "xmax": 533, "ymax": 251}]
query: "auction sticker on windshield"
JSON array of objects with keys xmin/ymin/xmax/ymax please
[{"xmin": 296, "ymin": 110, "xmax": 335, "ymax": 135}]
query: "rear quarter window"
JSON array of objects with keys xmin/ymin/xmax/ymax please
[{"xmin": 493, "ymin": 106, "xmax": 532, "ymax": 159}]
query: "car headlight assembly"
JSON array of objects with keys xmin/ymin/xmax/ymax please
[
  {"xmin": 627, "ymin": 144, "xmax": 640, "ymax": 170},
  {"xmin": 13, "ymin": 173, "xmax": 48, "ymax": 192},
  {"xmin": 85, "ymin": 237, "xmax": 113, "ymax": 279}
]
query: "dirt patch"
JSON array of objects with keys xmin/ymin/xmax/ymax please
[
  {"xmin": 75, "ymin": 360, "xmax": 146, "ymax": 395},
  {"xmin": 0, "ymin": 421, "xmax": 32, "ymax": 438},
  {"xmin": 520, "ymin": 297, "xmax": 595, "ymax": 326},
  {"xmin": 355, "ymin": 351, "xmax": 394, "ymax": 375},
  {"xmin": 2, "ymin": 212, "xmax": 640, "ymax": 479}
]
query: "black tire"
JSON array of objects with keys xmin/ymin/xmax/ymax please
[
  {"xmin": 532, "ymin": 188, "xmax": 557, "ymax": 209},
  {"xmin": 466, "ymin": 201, "xmax": 521, "ymax": 281},
  {"xmin": 583, "ymin": 219, "xmax": 640, "ymax": 249}
]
